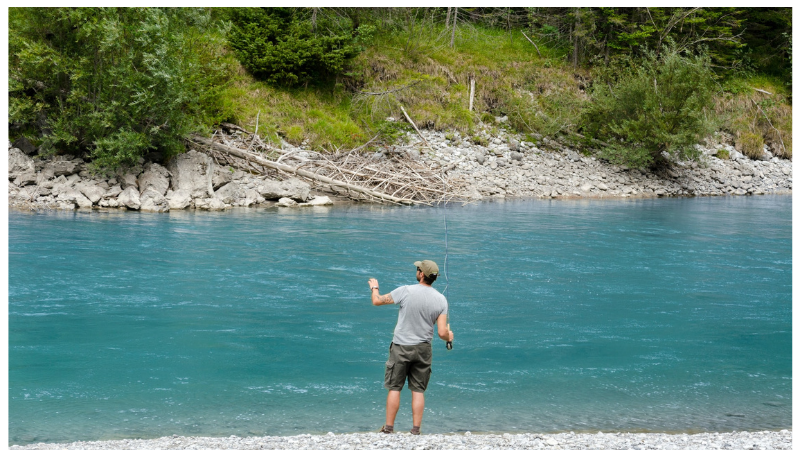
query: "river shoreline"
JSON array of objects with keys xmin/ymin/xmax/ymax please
[
  {"xmin": 9, "ymin": 430, "xmax": 792, "ymax": 449},
  {"xmin": 7, "ymin": 127, "xmax": 792, "ymax": 212}
]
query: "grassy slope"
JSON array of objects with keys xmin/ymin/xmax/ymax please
[{"xmin": 216, "ymin": 23, "xmax": 791, "ymax": 158}]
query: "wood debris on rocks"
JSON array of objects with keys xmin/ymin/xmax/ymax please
[{"xmin": 188, "ymin": 126, "xmax": 466, "ymax": 206}]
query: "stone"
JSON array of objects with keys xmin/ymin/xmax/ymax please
[
  {"xmin": 137, "ymin": 162, "xmax": 171, "ymax": 196},
  {"xmin": 406, "ymin": 149, "xmax": 420, "ymax": 160},
  {"xmin": 476, "ymin": 154, "xmax": 486, "ymax": 165},
  {"xmin": 215, "ymin": 182, "xmax": 245, "ymax": 205},
  {"xmin": 117, "ymin": 186, "xmax": 142, "ymax": 210},
  {"xmin": 139, "ymin": 187, "xmax": 170, "ymax": 212},
  {"xmin": 240, "ymin": 189, "xmax": 260, "ymax": 207},
  {"xmin": 64, "ymin": 188, "xmax": 93, "ymax": 208},
  {"xmin": 8, "ymin": 147, "xmax": 35, "ymax": 176},
  {"xmin": 781, "ymin": 166, "xmax": 791, "ymax": 176},
  {"xmin": 78, "ymin": 183, "xmax": 106, "ymax": 204},
  {"xmin": 212, "ymin": 166, "xmax": 234, "ymax": 190},
  {"xmin": 510, "ymin": 151, "xmax": 523, "ymax": 161},
  {"xmin": 13, "ymin": 172, "xmax": 38, "ymax": 187},
  {"xmin": 194, "ymin": 196, "xmax": 228, "ymax": 210},
  {"xmin": 256, "ymin": 177, "xmax": 311, "ymax": 202},
  {"xmin": 597, "ymin": 183, "xmax": 609, "ymax": 191},
  {"xmin": 580, "ymin": 184, "xmax": 593, "ymax": 192},
  {"xmin": 277, "ymin": 197, "xmax": 297, "ymax": 207},
  {"xmin": 167, "ymin": 150, "xmax": 213, "ymax": 199},
  {"xmin": 103, "ymin": 185, "xmax": 123, "ymax": 199},
  {"xmin": 305, "ymin": 195, "xmax": 334, "ymax": 206},
  {"xmin": 166, "ymin": 189, "xmax": 192, "ymax": 210},
  {"xmin": 120, "ymin": 172, "xmax": 139, "ymax": 190},
  {"xmin": 47, "ymin": 159, "xmax": 80, "ymax": 177},
  {"xmin": 38, "ymin": 166, "xmax": 55, "ymax": 181},
  {"xmin": 12, "ymin": 137, "xmax": 38, "ymax": 155}
]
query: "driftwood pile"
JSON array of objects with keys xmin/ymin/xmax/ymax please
[{"xmin": 188, "ymin": 125, "xmax": 467, "ymax": 206}]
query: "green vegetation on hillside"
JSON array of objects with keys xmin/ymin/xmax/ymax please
[
  {"xmin": 8, "ymin": 7, "xmax": 792, "ymax": 170},
  {"xmin": 9, "ymin": 7, "xmax": 234, "ymax": 168}
]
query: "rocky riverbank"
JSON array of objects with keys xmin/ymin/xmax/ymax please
[
  {"xmin": 7, "ymin": 125, "xmax": 792, "ymax": 212},
  {"xmin": 8, "ymin": 140, "xmax": 335, "ymax": 211},
  {"xmin": 9, "ymin": 430, "xmax": 792, "ymax": 450},
  {"xmin": 407, "ymin": 126, "xmax": 792, "ymax": 200}
]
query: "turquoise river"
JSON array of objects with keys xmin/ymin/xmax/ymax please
[{"xmin": 8, "ymin": 196, "xmax": 791, "ymax": 445}]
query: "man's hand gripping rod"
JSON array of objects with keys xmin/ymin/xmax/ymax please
[{"xmin": 446, "ymin": 324, "xmax": 453, "ymax": 350}]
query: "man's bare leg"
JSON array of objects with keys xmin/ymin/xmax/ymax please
[
  {"xmin": 411, "ymin": 391, "xmax": 425, "ymax": 427},
  {"xmin": 385, "ymin": 390, "xmax": 401, "ymax": 428}
]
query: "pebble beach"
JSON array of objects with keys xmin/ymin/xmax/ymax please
[{"xmin": 10, "ymin": 430, "xmax": 792, "ymax": 450}]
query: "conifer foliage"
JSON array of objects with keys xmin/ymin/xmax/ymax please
[
  {"xmin": 226, "ymin": 8, "xmax": 365, "ymax": 87},
  {"xmin": 583, "ymin": 47, "xmax": 717, "ymax": 168}
]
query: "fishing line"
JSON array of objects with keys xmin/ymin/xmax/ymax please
[{"xmin": 441, "ymin": 173, "xmax": 453, "ymax": 350}]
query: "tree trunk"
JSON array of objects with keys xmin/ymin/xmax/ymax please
[
  {"xmin": 573, "ymin": 8, "xmax": 580, "ymax": 68},
  {"xmin": 469, "ymin": 77, "xmax": 475, "ymax": 112},
  {"xmin": 445, "ymin": 7, "xmax": 451, "ymax": 29},
  {"xmin": 450, "ymin": 7, "xmax": 458, "ymax": 48},
  {"xmin": 311, "ymin": 7, "xmax": 318, "ymax": 34}
]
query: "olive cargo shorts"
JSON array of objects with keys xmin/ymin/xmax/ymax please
[{"xmin": 384, "ymin": 342, "xmax": 433, "ymax": 393}]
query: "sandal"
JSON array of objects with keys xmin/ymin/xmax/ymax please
[
  {"xmin": 379, "ymin": 425, "xmax": 394, "ymax": 434},
  {"xmin": 410, "ymin": 427, "xmax": 421, "ymax": 435}
]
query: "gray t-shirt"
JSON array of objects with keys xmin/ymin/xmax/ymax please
[{"xmin": 390, "ymin": 284, "xmax": 448, "ymax": 345}]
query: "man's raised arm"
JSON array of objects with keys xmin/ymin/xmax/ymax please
[{"xmin": 369, "ymin": 278, "xmax": 394, "ymax": 305}]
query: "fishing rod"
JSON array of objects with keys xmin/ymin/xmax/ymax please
[{"xmin": 442, "ymin": 174, "xmax": 453, "ymax": 351}]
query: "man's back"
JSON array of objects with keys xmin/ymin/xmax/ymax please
[{"xmin": 390, "ymin": 284, "xmax": 448, "ymax": 345}]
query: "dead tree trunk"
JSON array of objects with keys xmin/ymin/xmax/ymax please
[{"xmin": 450, "ymin": 7, "xmax": 458, "ymax": 48}]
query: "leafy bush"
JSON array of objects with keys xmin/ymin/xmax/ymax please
[
  {"xmin": 736, "ymin": 131, "xmax": 764, "ymax": 158},
  {"xmin": 583, "ymin": 47, "xmax": 717, "ymax": 168},
  {"xmin": 8, "ymin": 8, "xmax": 233, "ymax": 168},
  {"xmin": 226, "ymin": 8, "xmax": 366, "ymax": 87}
]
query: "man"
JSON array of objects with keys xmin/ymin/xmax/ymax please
[{"xmin": 368, "ymin": 260, "xmax": 454, "ymax": 435}]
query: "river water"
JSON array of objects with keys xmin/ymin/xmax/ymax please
[{"xmin": 8, "ymin": 196, "xmax": 791, "ymax": 444}]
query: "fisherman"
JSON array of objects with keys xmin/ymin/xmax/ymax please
[{"xmin": 368, "ymin": 260, "xmax": 454, "ymax": 436}]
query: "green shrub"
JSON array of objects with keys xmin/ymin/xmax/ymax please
[
  {"xmin": 8, "ymin": 7, "xmax": 233, "ymax": 168},
  {"xmin": 472, "ymin": 135, "xmax": 489, "ymax": 146},
  {"xmin": 226, "ymin": 8, "xmax": 366, "ymax": 87},
  {"xmin": 715, "ymin": 149, "xmax": 730, "ymax": 159},
  {"xmin": 375, "ymin": 121, "xmax": 411, "ymax": 145},
  {"xmin": 736, "ymin": 132, "xmax": 764, "ymax": 158},
  {"xmin": 583, "ymin": 46, "xmax": 717, "ymax": 168}
]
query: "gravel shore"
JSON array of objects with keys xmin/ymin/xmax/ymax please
[
  {"xmin": 408, "ymin": 126, "xmax": 792, "ymax": 201},
  {"xmin": 10, "ymin": 430, "xmax": 792, "ymax": 450}
]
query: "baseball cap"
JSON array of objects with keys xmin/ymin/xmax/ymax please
[{"xmin": 414, "ymin": 260, "xmax": 439, "ymax": 277}]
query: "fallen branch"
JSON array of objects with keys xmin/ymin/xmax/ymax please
[
  {"xmin": 399, "ymin": 105, "xmax": 431, "ymax": 149},
  {"xmin": 521, "ymin": 30, "xmax": 542, "ymax": 57},
  {"xmin": 752, "ymin": 99, "xmax": 786, "ymax": 156},
  {"xmin": 189, "ymin": 136, "xmax": 418, "ymax": 205}
]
